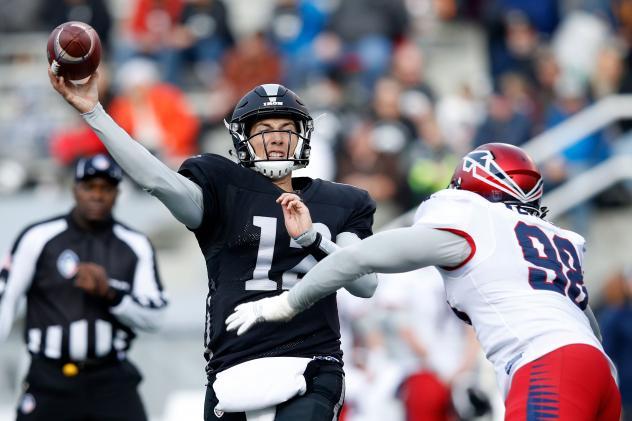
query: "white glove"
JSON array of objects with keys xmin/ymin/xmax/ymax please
[{"xmin": 225, "ymin": 292, "xmax": 298, "ymax": 336}]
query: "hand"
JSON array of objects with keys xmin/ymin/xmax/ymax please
[
  {"xmin": 276, "ymin": 193, "xmax": 312, "ymax": 239},
  {"xmin": 48, "ymin": 68, "xmax": 100, "ymax": 114},
  {"xmin": 75, "ymin": 263, "xmax": 111, "ymax": 297},
  {"xmin": 225, "ymin": 292, "xmax": 298, "ymax": 336}
]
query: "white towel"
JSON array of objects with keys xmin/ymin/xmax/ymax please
[
  {"xmin": 213, "ymin": 357, "xmax": 311, "ymax": 413},
  {"xmin": 245, "ymin": 408, "xmax": 276, "ymax": 421}
]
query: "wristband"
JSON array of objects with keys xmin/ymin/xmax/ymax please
[
  {"xmin": 294, "ymin": 228, "xmax": 318, "ymax": 247},
  {"xmin": 303, "ymin": 233, "xmax": 329, "ymax": 261}
]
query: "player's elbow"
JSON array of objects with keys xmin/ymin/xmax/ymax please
[
  {"xmin": 363, "ymin": 273, "xmax": 379, "ymax": 297},
  {"xmin": 336, "ymin": 247, "xmax": 373, "ymax": 281},
  {"xmin": 348, "ymin": 273, "xmax": 378, "ymax": 298}
]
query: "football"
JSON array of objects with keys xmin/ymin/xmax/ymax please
[{"xmin": 47, "ymin": 21, "xmax": 101, "ymax": 84}]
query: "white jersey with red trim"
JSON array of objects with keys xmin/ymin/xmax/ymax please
[{"xmin": 413, "ymin": 188, "xmax": 604, "ymax": 395}]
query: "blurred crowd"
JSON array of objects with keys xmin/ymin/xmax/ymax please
[
  {"xmin": 3, "ymin": 1, "xmax": 632, "ymax": 420},
  {"xmin": 2, "ymin": 0, "xmax": 632, "ymax": 230}
]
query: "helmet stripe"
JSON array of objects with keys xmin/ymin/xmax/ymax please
[
  {"xmin": 464, "ymin": 153, "xmax": 542, "ymax": 203},
  {"xmin": 261, "ymin": 83, "xmax": 281, "ymax": 102}
]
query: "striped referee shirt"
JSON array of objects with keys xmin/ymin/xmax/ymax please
[{"xmin": 0, "ymin": 212, "xmax": 167, "ymax": 362}]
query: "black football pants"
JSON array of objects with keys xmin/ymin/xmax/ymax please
[
  {"xmin": 204, "ymin": 360, "xmax": 345, "ymax": 421},
  {"xmin": 15, "ymin": 357, "xmax": 147, "ymax": 421}
]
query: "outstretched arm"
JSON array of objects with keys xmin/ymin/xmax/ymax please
[
  {"xmin": 226, "ymin": 224, "xmax": 471, "ymax": 335},
  {"xmin": 287, "ymin": 225, "xmax": 469, "ymax": 311},
  {"xmin": 49, "ymin": 71, "xmax": 204, "ymax": 229},
  {"xmin": 277, "ymin": 193, "xmax": 377, "ymax": 298}
]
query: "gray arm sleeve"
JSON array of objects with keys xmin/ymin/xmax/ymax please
[
  {"xmin": 288, "ymin": 225, "xmax": 471, "ymax": 311},
  {"xmin": 334, "ymin": 232, "xmax": 378, "ymax": 298},
  {"xmin": 82, "ymin": 104, "xmax": 204, "ymax": 229},
  {"xmin": 584, "ymin": 305, "xmax": 602, "ymax": 342}
]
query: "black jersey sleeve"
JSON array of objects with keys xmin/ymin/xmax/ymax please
[
  {"xmin": 342, "ymin": 189, "xmax": 376, "ymax": 240},
  {"xmin": 177, "ymin": 154, "xmax": 229, "ymax": 238}
]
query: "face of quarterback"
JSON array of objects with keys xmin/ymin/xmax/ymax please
[{"xmin": 248, "ymin": 118, "xmax": 299, "ymax": 160}]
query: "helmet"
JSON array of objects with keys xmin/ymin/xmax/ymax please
[
  {"xmin": 226, "ymin": 83, "xmax": 314, "ymax": 179},
  {"xmin": 450, "ymin": 143, "xmax": 544, "ymax": 214}
]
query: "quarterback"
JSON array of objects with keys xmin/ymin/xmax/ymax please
[
  {"xmin": 50, "ymin": 70, "xmax": 378, "ymax": 421},
  {"xmin": 227, "ymin": 143, "xmax": 622, "ymax": 420}
]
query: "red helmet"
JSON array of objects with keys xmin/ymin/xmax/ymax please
[{"xmin": 450, "ymin": 143, "xmax": 544, "ymax": 211}]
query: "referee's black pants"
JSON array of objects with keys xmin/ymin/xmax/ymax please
[
  {"xmin": 204, "ymin": 360, "xmax": 345, "ymax": 421},
  {"xmin": 15, "ymin": 357, "xmax": 147, "ymax": 421}
]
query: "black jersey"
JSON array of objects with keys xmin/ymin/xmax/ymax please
[
  {"xmin": 0, "ymin": 214, "xmax": 167, "ymax": 362},
  {"xmin": 178, "ymin": 154, "xmax": 375, "ymax": 373}
]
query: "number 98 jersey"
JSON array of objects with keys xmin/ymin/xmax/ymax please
[
  {"xmin": 414, "ymin": 188, "xmax": 605, "ymax": 396},
  {"xmin": 179, "ymin": 154, "xmax": 375, "ymax": 374}
]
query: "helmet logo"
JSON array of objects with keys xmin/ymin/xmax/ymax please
[
  {"xmin": 462, "ymin": 150, "xmax": 542, "ymax": 204},
  {"xmin": 263, "ymin": 101, "xmax": 283, "ymax": 106}
]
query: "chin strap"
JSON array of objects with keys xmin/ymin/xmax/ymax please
[{"xmin": 253, "ymin": 160, "xmax": 295, "ymax": 179}]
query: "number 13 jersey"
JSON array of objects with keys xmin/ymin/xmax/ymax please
[
  {"xmin": 414, "ymin": 188, "xmax": 608, "ymax": 396},
  {"xmin": 179, "ymin": 154, "xmax": 375, "ymax": 375}
]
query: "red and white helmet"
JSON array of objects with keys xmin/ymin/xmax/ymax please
[{"xmin": 450, "ymin": 143, "xmax": 544, "ymax": 213}]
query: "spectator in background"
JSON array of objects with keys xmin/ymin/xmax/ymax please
[
  {"xmin": 204, "ymin": 32, "xmax": 283, "ymax": 126},
  {"xmin": 552, "ymin": 10, "xmax": 611, "ymax": 88},
  {"xmin": 50, "ymin": 66, "xmax": 114, "ymax": 167},
  {"xmin": 531, "ymin": 46, "xmax": 561, "ymax": 131},
  {"xmin": 267, "ymin": 0, "xmax": 327, "ymax": 89},
  {"xmin": 314, "ymin": 0, "xmax": 409, "ymax": 97},
  {"xmin": 220, "ymin": 32, "xmax": 283, "ymax": 99},
  {"xmin": 499, "ymin": 72, "xmax": 536, "ymax": 121},
  {"xmin": 497, "ymin": 11, "xmax": 541, "ymax": 84},
  {"xmin": 387, "ymin": 39, "xmax": 463, "ymax": 206},
  {"xmin": 473, "ymin": 92, "xmax": 532, "ymax": 148},
  {"xmin": 371, "ymin": 77, "xmax": 418, "ymax": 149},
  {"xmin": 337, "ymin": 120, "xmax": 401, "ymax": 218},
  {"xmin": 543, "ymin": 76, "xmax": 610, "ymax": 234},
  {"xmin": 436, "ymin": 83, "xmax": 485, "ymax": 155},
  {"xmin": 600, "ymin": 265, "xmax": 632, "ymax": 421},
  {"xmin": 405, "ymin": 129, "xmax": 458, "ymax": 206},
  {"xmin": 337, "ymin": 77, "xmax": 416, "ymax": 221},
  {"xmin": 590, "ymin": 43, "xmax": 625, "ymax": 100},
  {"xmin": 41, "ymin": 0, "xmax": 113, "ymax": 53},
  {"xmin": 108, "ymin": 58, "xmax": 200, "ymax": 167},
  {"xmin": 482, "ymin": 0, "xmax": 560, "ymax": 81},
  {"xmin": 293, "ymin": 72, "xmax": 350, "ymax": 181},
  {"xmin": 390, "ymin": 41, "xmax": 436, "ymax": 110},
  {"xmin": 116, "ymin": 0, "xmax": 183, "ymax": 77},
  {"xmin": 390, "ymin": 41, "xmax": 442, "ymax": 159},
  {"xmin": 51, "ymin": 127, "xmax": 108, "ymax": 168},
  {"xmin": 335, "ymin": 291, "xmax": 405, "ymax": 421},
  {"xmin": 382, "ymin": 268, "xmax": 487, "ymax": 421},
  {"xmin": 162, "ymin": 0, "xmax": 234, "ymax": 87}
]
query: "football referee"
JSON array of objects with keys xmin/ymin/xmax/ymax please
[{"xmin": 0, "ymin": 154, "xmax": 168, "ymax": 421}]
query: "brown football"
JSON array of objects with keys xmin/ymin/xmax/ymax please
[{"xmin": 47, "ymin": 21, "xmax": 101, "ymax": 83}]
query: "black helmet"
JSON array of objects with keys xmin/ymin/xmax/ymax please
[{"xmin": 226, "ymin": 84, "xmax": 314, "ymax": 179}]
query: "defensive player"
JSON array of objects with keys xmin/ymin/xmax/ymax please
[
  {"xmin": 226, "ymin": 143, "xmax": 622, "ymax": 420},
  {"xmin": 49, "ymin": 71, "xmax": 377, "ymax": 420}
]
